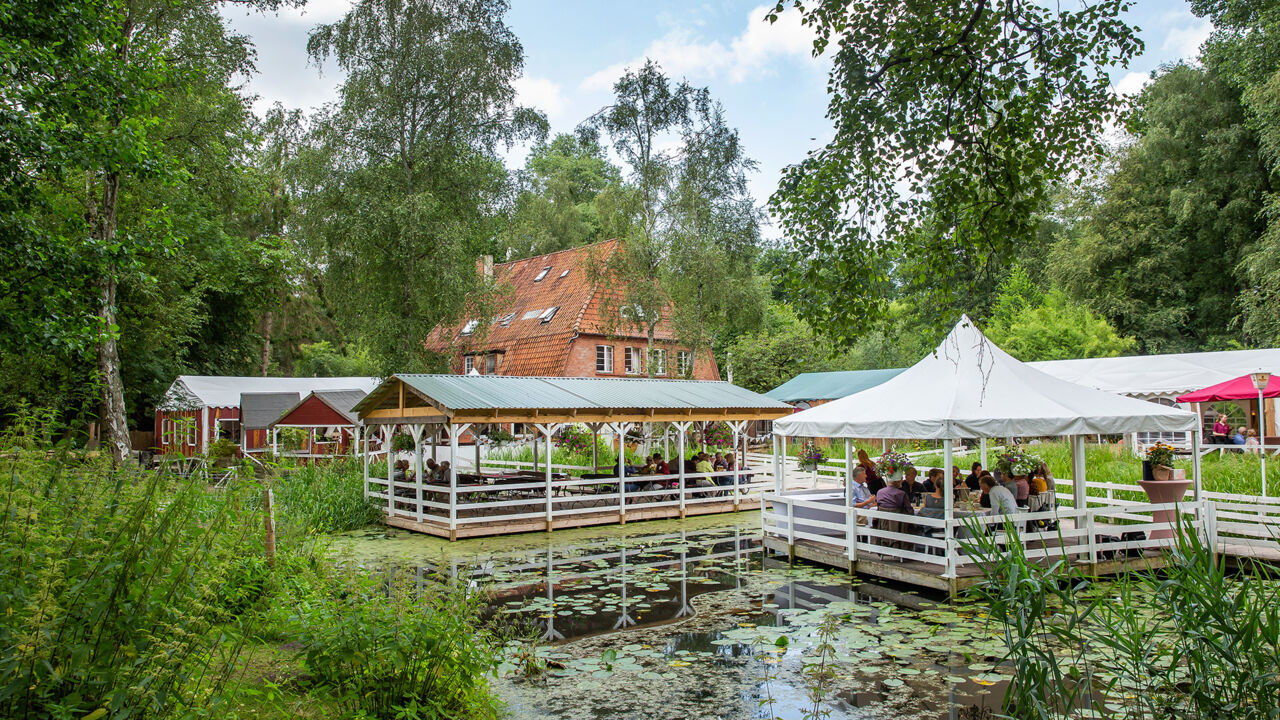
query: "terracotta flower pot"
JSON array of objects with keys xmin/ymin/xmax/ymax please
[{"xmin": 1151, "ymin": 464, "xmax": 1173, "ymax": 482}]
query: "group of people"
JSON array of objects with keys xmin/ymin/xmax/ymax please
[
  {"xmin": 845, "ymin": 451, "xmax": 1055, "ymax": 526},
  {"xmin": 1212, "ymin": 414, "xmax": 1263, "ymax": 451},
  {"xmin": 625, "ymin": 451, "xmax": 746, "ymax": 493},
  {"xmin": 391, "ymin": 457, "xmax": 451, "ymax": 484}
]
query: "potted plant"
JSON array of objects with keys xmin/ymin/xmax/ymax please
[
  {"xmin": 995, "ymin": 448, "xmax": 1026, "ymax": 477},
  {"xmin": 874, "ymin": 451, "xmax": 914, "ymax": 484},
  {"xmin": 1143, "ymin": 442, "xmax": 1175, "ymax": 482},
  {"xmin": 798, "ymin": 440, "xmax": 827, "ymax": 471}
]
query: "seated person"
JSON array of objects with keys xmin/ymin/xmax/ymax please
[
  {"xmin": 904, "ymin": 467, "xmax": 922, "ymax": 502},
  {"xmin": 875, "ymin": 478, "xmax": 914, "ymax": 515},
  {"xmin": 1014, "ymin": 475, "xmax": 1031, "ymax": 507},
  {"xmin": 1027, "ymin": 469, "xmax": 1051, "ymax": 512},
  {"xmin": 713, "ymin": 452, "xmax": 728, "ymax": 471},
  {"xmin": 693, "ymin": 452, "xmax": 717, "ymax": 488},
  {"xmin": 849, "ymin": 466, "xmax": 876, "ymax": 510},
  {"xmin": 426, "ymin": 457, "xmax": 438, "ymax": 478},
  {"xmin": 921, "ymin": 468, "xmax": 942, "ymax": 494},
  {"xmin": 436, "ymin": 461, "xmax": 451, "ymax": 483},
  {"xmin": 951, "ymin": 465, "xmax": 963, "ymax": 488},
  {"xmin": 1246, "ymin": 428, "xmax": 1261, "ymax": 452},
  {"xmin": 392, "ymin": 459, "xmax": 409, "ymax": 483},
  {"xmin": 1233, "ymin": 426, "xmax": 1247, "ymax": 445},
  {"xmin": 981, "ymin": 475, "xmax": 1019, "ymax": 516},
  {"xmin": 977, "ymin": 471, "xmax": 994, "ymax": 508},
  {"xmin": 919, "ymin": 482, "xmax": 946, "ymax": 519},
  {"xmin": 857, "ymin": 448, "xmax": 886, "ymax": 494},
  {"xmin": 965, "ymin": 462, "xmax": 982, "ymax": 491}
]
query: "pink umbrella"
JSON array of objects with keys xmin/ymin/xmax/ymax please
[{"xmin": 1177, "ymin": 374, "xmax": 1280, "ymax": 403}]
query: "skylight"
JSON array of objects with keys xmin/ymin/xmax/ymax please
[
  {"xmin": 497, "ymin": 312, "xmax": 516, "ymax": 327},
  {"xmin": 539, "ymin": 306, "xmax": 559, "ymax": 323},
  {"xmin": 559, "ymin": 269, "xmax": 569, "ymax": 278},
  {"xmin": 461, "ymin": 319, "xmax": 479, "ymax": 336},
  {"xmin": 521, "ymin": 309, "xmax": 542, "ymax": 320},
  {"xmin": 533, "ymin": 266, "xmax": 551, "ymax": 282}
]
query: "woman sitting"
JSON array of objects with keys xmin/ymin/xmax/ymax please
[
  {"xmin": 919, "ymin": 482, "xmax": 945, "ymax": 519},
  {"xmin": 873, "ymin": 478, "xmax": 915, "ymax": 551}
]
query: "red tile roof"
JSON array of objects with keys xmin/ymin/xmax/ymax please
[{"xmin": 424, "ymin": 240, "xmax": 680, "ymax": 376}]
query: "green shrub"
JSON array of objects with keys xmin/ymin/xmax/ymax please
[
  {"xmin": 272, "ymin": 458, "xmax": 382, "ymax": 536},
  {"xmin": 292, "ymin": 566, "xmax": 502, "ymax": 719},
  {"xmin": 0, "ymin": 448, "xmax": 263, "ymax": 718}
]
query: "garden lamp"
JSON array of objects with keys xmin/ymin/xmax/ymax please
[{"xmin": 1251, "ymin": 371, "xmax": 1271, "ymax": 498}]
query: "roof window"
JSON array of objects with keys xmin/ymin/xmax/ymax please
[
  {"xmin": 559, "ymin": 269, "xmax": 570, "ymax": 278},
  {"xmin": 539, "ymin": 306, "xmax": 559, "ymax": 323},
  {"xmin": 521, "ymin": 309, "xmax": 542, "ymax": 320},
  {"xmin": 461, "ymin": 319, "xmax": 479, "ymax": 336},
  {"xmin": 497, "ymin": 312, "xmax": 516, "ymax": 327},
  {"xmin": 533, "ymin": 266, "xmax": 551, "ymax": 282}
]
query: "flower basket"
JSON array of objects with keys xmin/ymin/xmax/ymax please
[
  {"xmin": 797, "ymin": 441, "xmax": 826, "ymax": 471},
  {"xmin": 874, "ymin": 451, "xmax": 913, "ymax": 481}
]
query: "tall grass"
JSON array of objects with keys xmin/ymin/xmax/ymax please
[
  {"xmin": 270, "ymin": 458, "xmax": 382, "ymax": 536},
  {"xmin": 964, "ymin": 521, "xmax": 1280, "ymax": 719}
]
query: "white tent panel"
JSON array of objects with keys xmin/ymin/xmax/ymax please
[
  {"xmin": 1031, "ymin": 348, "xmax": 1280, "ymax": 399},
  {"xmin": 774, "ymin": 317, "xmax": 1197, "ymax": 439},
  {"xmin": 162, "ymin": 375, "xmax": 382, "ymax": 410}
]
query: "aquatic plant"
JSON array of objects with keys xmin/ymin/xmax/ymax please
[{"xmin": 801, "ymin": 613, "xmax": 840, "ymax": 720}]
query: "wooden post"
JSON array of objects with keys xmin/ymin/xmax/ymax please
[
  {"xmin": 384, "ymin": 425, "xmax": 394, "ymax": 517},
  {"xmin": 772, "ymin": 434, "xmax": 782, "ymax": 493},
  {"xmin": 541, "ymin": 423, "xmax": 557, "ymax": 531},
  {"xmin": 676, "ymin": 421, "xmax": 688, "ymax": 518},
  {"xmin": 844, "ymin": 437, "xmax": 854, "ymax": 508},
  {"xmin": 615, "ymin": 422, "xmax": 630, "ymax": 523},
  {"xmin": 448, "ymin": 425, "xmax": 460, "ymax": 540},
  {"xmin": 411, "ymin": 424, "xmax": 425, "ymax": 523},
  {"xmin": 263, "ymin": 486, "xmax": 276, "ymax": 568},
  {"xmin": 942, "ymin": 438, "xmax": 955, "ymax": 579},
  {"xmin": 731, "ymin": 420, "xmax": 743, "ymax": 511},
  {"xmin": 361, "ymin": 422, "xmax": 370, "ymax": 499}
]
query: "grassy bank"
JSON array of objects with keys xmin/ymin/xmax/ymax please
[{"xmin": 0, "ymin": 418, "xmax": 504, "ymax": 720}]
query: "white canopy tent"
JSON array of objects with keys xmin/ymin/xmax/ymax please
[{"xmin": 772, "ymin": 317, "xmax": 1202, "ymax": 525}]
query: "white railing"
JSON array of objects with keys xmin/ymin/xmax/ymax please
[
  {"xmin": 761, "ymin": 490, "xmax": 1211, "ymax": 574},
  {"xmin": 366, "ymin": 465, "xmax": 772, "ymax": 530}
]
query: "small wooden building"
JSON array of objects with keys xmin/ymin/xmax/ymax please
[
  {"xmin": 269, "ymin": 389, "xmax": 367, "ymax": 458},
  {"xmin": 353, "ymin": 374, "xmax": 792, "ymax": 539}
]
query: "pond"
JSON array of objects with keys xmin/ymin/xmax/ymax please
[{"xmin": 331, "ymin": 514, "xmax": 1014, "ymax": 720}]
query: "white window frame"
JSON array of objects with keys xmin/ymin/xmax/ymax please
[
  {"xmin": 624, "ymin": 347, "xmax": 642, "ymax": 375},
  {"xmin": 161, "ymin": 418, "xmax": 172, "ymax": 444},
  {"xmin": 539, "ymin": 306, "xmax": 559, "ymax": 323},
  {"xmin": 677, "ymin": 350, "xmax": 692, "ymax": 377},
  {"xmin": 534, "ymin": 266, "xmax": 551, "ymax": 282},
  {"xmin": 184, "ymin": 418, "xmax": 196, "ymax": 447},
  {"xmin": 596, "ymin": 345, "xmax": 613, "ymax": 374},
  {"xmin": 651, "ymin": 348, "xmax": 667, "ymax": 376},
  {"xmin": 464, "ymin": 356, "xmax": 475, "ymax": 374},
  {"xmin": 461, "ymin": 319, "xmax": 479, "ymax": 336}
]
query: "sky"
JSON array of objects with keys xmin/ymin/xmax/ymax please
[{"xmin": 221, "ymin": 0, "xmax": 1216, "ymax": 232}]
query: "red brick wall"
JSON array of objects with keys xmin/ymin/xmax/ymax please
[{"xmin": 565, "ymin": 335, "xmax": 720, "ymax": 380}]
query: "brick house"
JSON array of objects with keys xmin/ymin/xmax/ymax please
[{"xmin": 424, "ymin": 240, "xmax": 720, "ymax": 381}]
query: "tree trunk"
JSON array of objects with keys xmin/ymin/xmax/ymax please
[
  {"xmin": 646, "ymin": 324, "xmax": 656, "ymax": 378},
  {"xmin": 259, "ymin": 310, "xmax": 274, "ymax": 376},
  {"xmin": 93, "ymin": 171, "xmax": 132, "ymax": 464}
]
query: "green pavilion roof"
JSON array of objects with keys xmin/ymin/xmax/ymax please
[{"xmin": 765, "ymin": 369, "xmax": 906, "ymax": 403}]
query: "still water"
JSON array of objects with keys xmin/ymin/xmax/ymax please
[{"xmin": 331, "ymin": 514, "xmax": 1012, "ymax": 720}]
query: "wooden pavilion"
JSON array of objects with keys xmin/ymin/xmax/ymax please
[{"xmin": 353, "ymin": 374, "xmax": 792, "ymax": 539}]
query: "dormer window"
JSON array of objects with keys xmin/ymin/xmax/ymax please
[
  {"xmin": 539, "ymin": 306, "xmax": 559, "ymax": 323},
  {"xmin": 534, "ymin": 266, "xmax": 551, "ymax": 282},
  {"xmin": 461, "ymin": 319, "xmax": 479, "ymax": 336}
]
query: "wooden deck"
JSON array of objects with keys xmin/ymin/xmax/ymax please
[{"xmin": 764, "ymin": 535, "xmax": 1173, "ymax": 595}]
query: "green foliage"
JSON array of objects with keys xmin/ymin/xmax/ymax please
[
  {"xmin": 0, "ymin": 436, "xmax": 263, "ymax": 717},
  {"xmin": 1052, "ymin": 64, "xmax": 1268, "ymax": 353},
  {"xmin": 768, "ymin": 0, "xmax": 1141, "ymax": 342},
  {"xmin": 966, "ymin": 522, "xmax": 1280, "ymax": 719},
  {"xmin": 291, "ymin": 567, "xmax": 502, "ymax": 719},
  {"xmin": 272, "ymin": 459, "xmax": 383, "ymax": 536},
  {"xmin": 984, "ymin": 268, "xmax": 1136, "ymax": 361},
  {"xmin": 298, "ymin": 0, "xmax": 546, "ymax": 372},
  {"xmin": 294, "ymin": 341, "xmax": 380, "ymax": 378},
  {"xmin": 582, "ymin": 60, "xmax": 765, "ymax": 361},
  {"xmin": 723, "ymin": 303, "xmax": 838, "ymax": 394},
  {"xmin": 499, "ymin": 133, "xmax": 629, "ymax": 259}
]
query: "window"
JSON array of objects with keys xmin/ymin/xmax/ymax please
[
  {"xmin": 677, "ymin": 350, "xmax": 692, "ymax": 377},
  {"xmin": 651, "ymin": 348, "xmax": 666, "ymax": 375},
  {"xmin": 624, "ymin": 347, "xmax": 642, "ymax": 375},
  {"xmin": 461, "ymin": 319, "xmax": 479, "ymax": 336},
  {"xmin": 485, "ymin": 353, "xmax": 497, "ymax": 374},
  {"xmin": 521, "ymin": 309, "xmax": 542, "ymax": 320},
  {"xmin": 539, "ymin": 306, "xmax": 559, "ymax": 323},
  {"xmin": 559, "ymin": 269, "xmax": 569, "ymax": 278},
  {"xmin": 497, "ymin": 312, "xmax": 516, "ymax": 327},
  {"xmin": 464, "ymin": 356, "xmax": 475, "ymax": 374},
  {"xmin": 161, "ymin": 418, "xmax": 172, "ymax": 444},
  {"xmin": 185, "ymin": 420, "xmax": 196, "ymax": 447},
  {"xmin": 534, "ymin": 266, "xmax": 551, "ymax": 282},
  {"xmin": 596, "ymin": 345, "xmax": 613, "ymax": 373}
]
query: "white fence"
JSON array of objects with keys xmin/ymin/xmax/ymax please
[{"xmin": 762, "ymin": 488, "xmax": 1211, "ymax": 575}]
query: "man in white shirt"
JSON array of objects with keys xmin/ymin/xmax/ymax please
[{"xmin": 981, "ymin": 476, "xmax": 1019, "ymax": 516}]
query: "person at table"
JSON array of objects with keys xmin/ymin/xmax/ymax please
[
  {"xmin": 977, "ymin": 471, "xmax": 994, "ymax": 508},
  {"xmin": 995, "ymin": 469, "xmax": 1018, "ymax": 497},
  {"xmin": 425, "ymin": 457, "xmax": 439, "ymax": 481},
  {"xmin": 692, "ymin": 452, "xmax": 717, "ymax": 488},
  {"xmin": 951, "ymin": 465, "xmax": 963, "ymax": 488},
  {"xmin": 922, "ymin": 468, "xmax": 942, "ymax": 494},
  {"xmin": 1212, "ymin": 414, "xmax": 1230, "ymax": 445},
  {"xmin": 848, "ymin": 466, "xmax": 876, "ymax": 524},
  {"xmin": 1246, "ymin": 428, "xmax": 1261, "ymax": 453},
  {"xmin": 436, "ymin": 461, "xmax": 451, "ymax": 483},
  {"xmin": 919, "ymin": 481, "xmax": 945, "ymax": 519},
  {"xmin": 903, "ymin": 467, "xmax": 922, "ymax": 502},
  {"xmin": 857, "ymin": 448, "xmax": 886, "ymax": 494},
  {"xmin": 1014, "ymin": 473, "xmax": 1031, "ymax": 507},
  {"xmin": 1233, "ymin": 426, "xmax": 1247, "ymax": 445},
  {"xmin": 981, "ymin": 475, "xmax": 1019, "ymax": 516},
  {"xmin": 713, "ymin": 452, "xmax": 728, "ymax": 471},
  {"xmin": 965, "ymin": 462, "xmax": 982, "ymax": 491},
  {"xmin": 1027, "ymin": 464, "xmax": 1052, "ymax": 512},
  {"xmin": 875, "ymin": 477, "xmax": 914, "ymax": 515}
]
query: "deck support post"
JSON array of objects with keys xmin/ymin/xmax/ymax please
[
  {"xmin": 786, "ymin": 498, "xmax": 796, "ymax": 564},
  {"xmin": 474, "ymin": 426, "xmax": 482, "ymax": 474},
  {"xmin": 384, "ymin": 425, "xmax": 394, "ymax": 517},
  {"xmin": 844, "ymin": 438, "xmax": 855, "ymax": 508},
  {"xmin": 614, "ymin": 422, "xmax": 631, "ymax": 523},
  {"xmin": 731, "ymin": 421, "xmax": 745, "ymax": 511},
  {"xmin": 537, "ymin": 423, "xmax": 559, "ymax": 532},
  {"xmin": 588, "ymin": 423, "xmax": 600, "ymax": 470},
  {"xmin": 674, "ymin": 421, "xmax": 690, "ymax": 518},
  {"xmin": 943, "ymin": 438, "xmax": 956, "ymax": 579},
  {"xmin": 1071, "ymin": 435, "xmax": 1087, "ymax": 510},
  {"xmin": 360, "ymin": 422, "xmax": 370, "ymax": 498},
  {"xmin": 430, "ymin": 430, "xmax": 437, "ymax": 462},
  {"xmin": 449, "ymin": 424, "xmax": 461, "ymax": 540},
  {"xmin": 410, "ymin": 424, "xmax": 425, "ymax": 523},
  {"xmin": 777, "ymin": 434, "xmax": 788, "ymax": 492}
]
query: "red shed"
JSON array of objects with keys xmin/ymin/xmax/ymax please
[{"xmin": 268, "ymin": 389, "xmax": 367, "ymax": 458}]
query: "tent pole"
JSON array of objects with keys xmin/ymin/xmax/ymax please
[
  {"xmin": 979, "ymin": 437, "xmax": 988, "ymax": 469},
  {"xmin": 1259, "ymin": 388, "xmax": 1268, "ymax": 498},
  {"xmin": 778, "ymin": 434, "xmax": 788, "ymax": 492},
  {"xmin": 943, "ymin": 438, "xmax": 955, "ymax": 579},
  {"xmin": 844, "ymin": 438, "xmax": 854, "ymax": 507},
  {"xmin": 1071, "ymin": 435, "xmax": 1087, "ymax": 511}
]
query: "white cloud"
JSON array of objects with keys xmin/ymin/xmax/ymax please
[
  {"xmin": 1113, "ymin": 71, "xmax": 1151, "ymax": 98},
  {"xmin": 514, "ymin": 75, "xmax": 567, "ymax": 120},
  {"xmin": 580, "ymin": 4, "xmax": 818, "ymax": 92},
  {"xmin": 1162, "ymin": 17, "xmax": 1213, "ymax": 62}
]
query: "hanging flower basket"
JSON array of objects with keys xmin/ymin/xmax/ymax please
[
  {"xmin": 797, "ymin": 440, "xmax": 826, "ymax": 471},
  {"xmin": 874, "ymin": 451, "xmax": 913, "ymax": 481}
]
